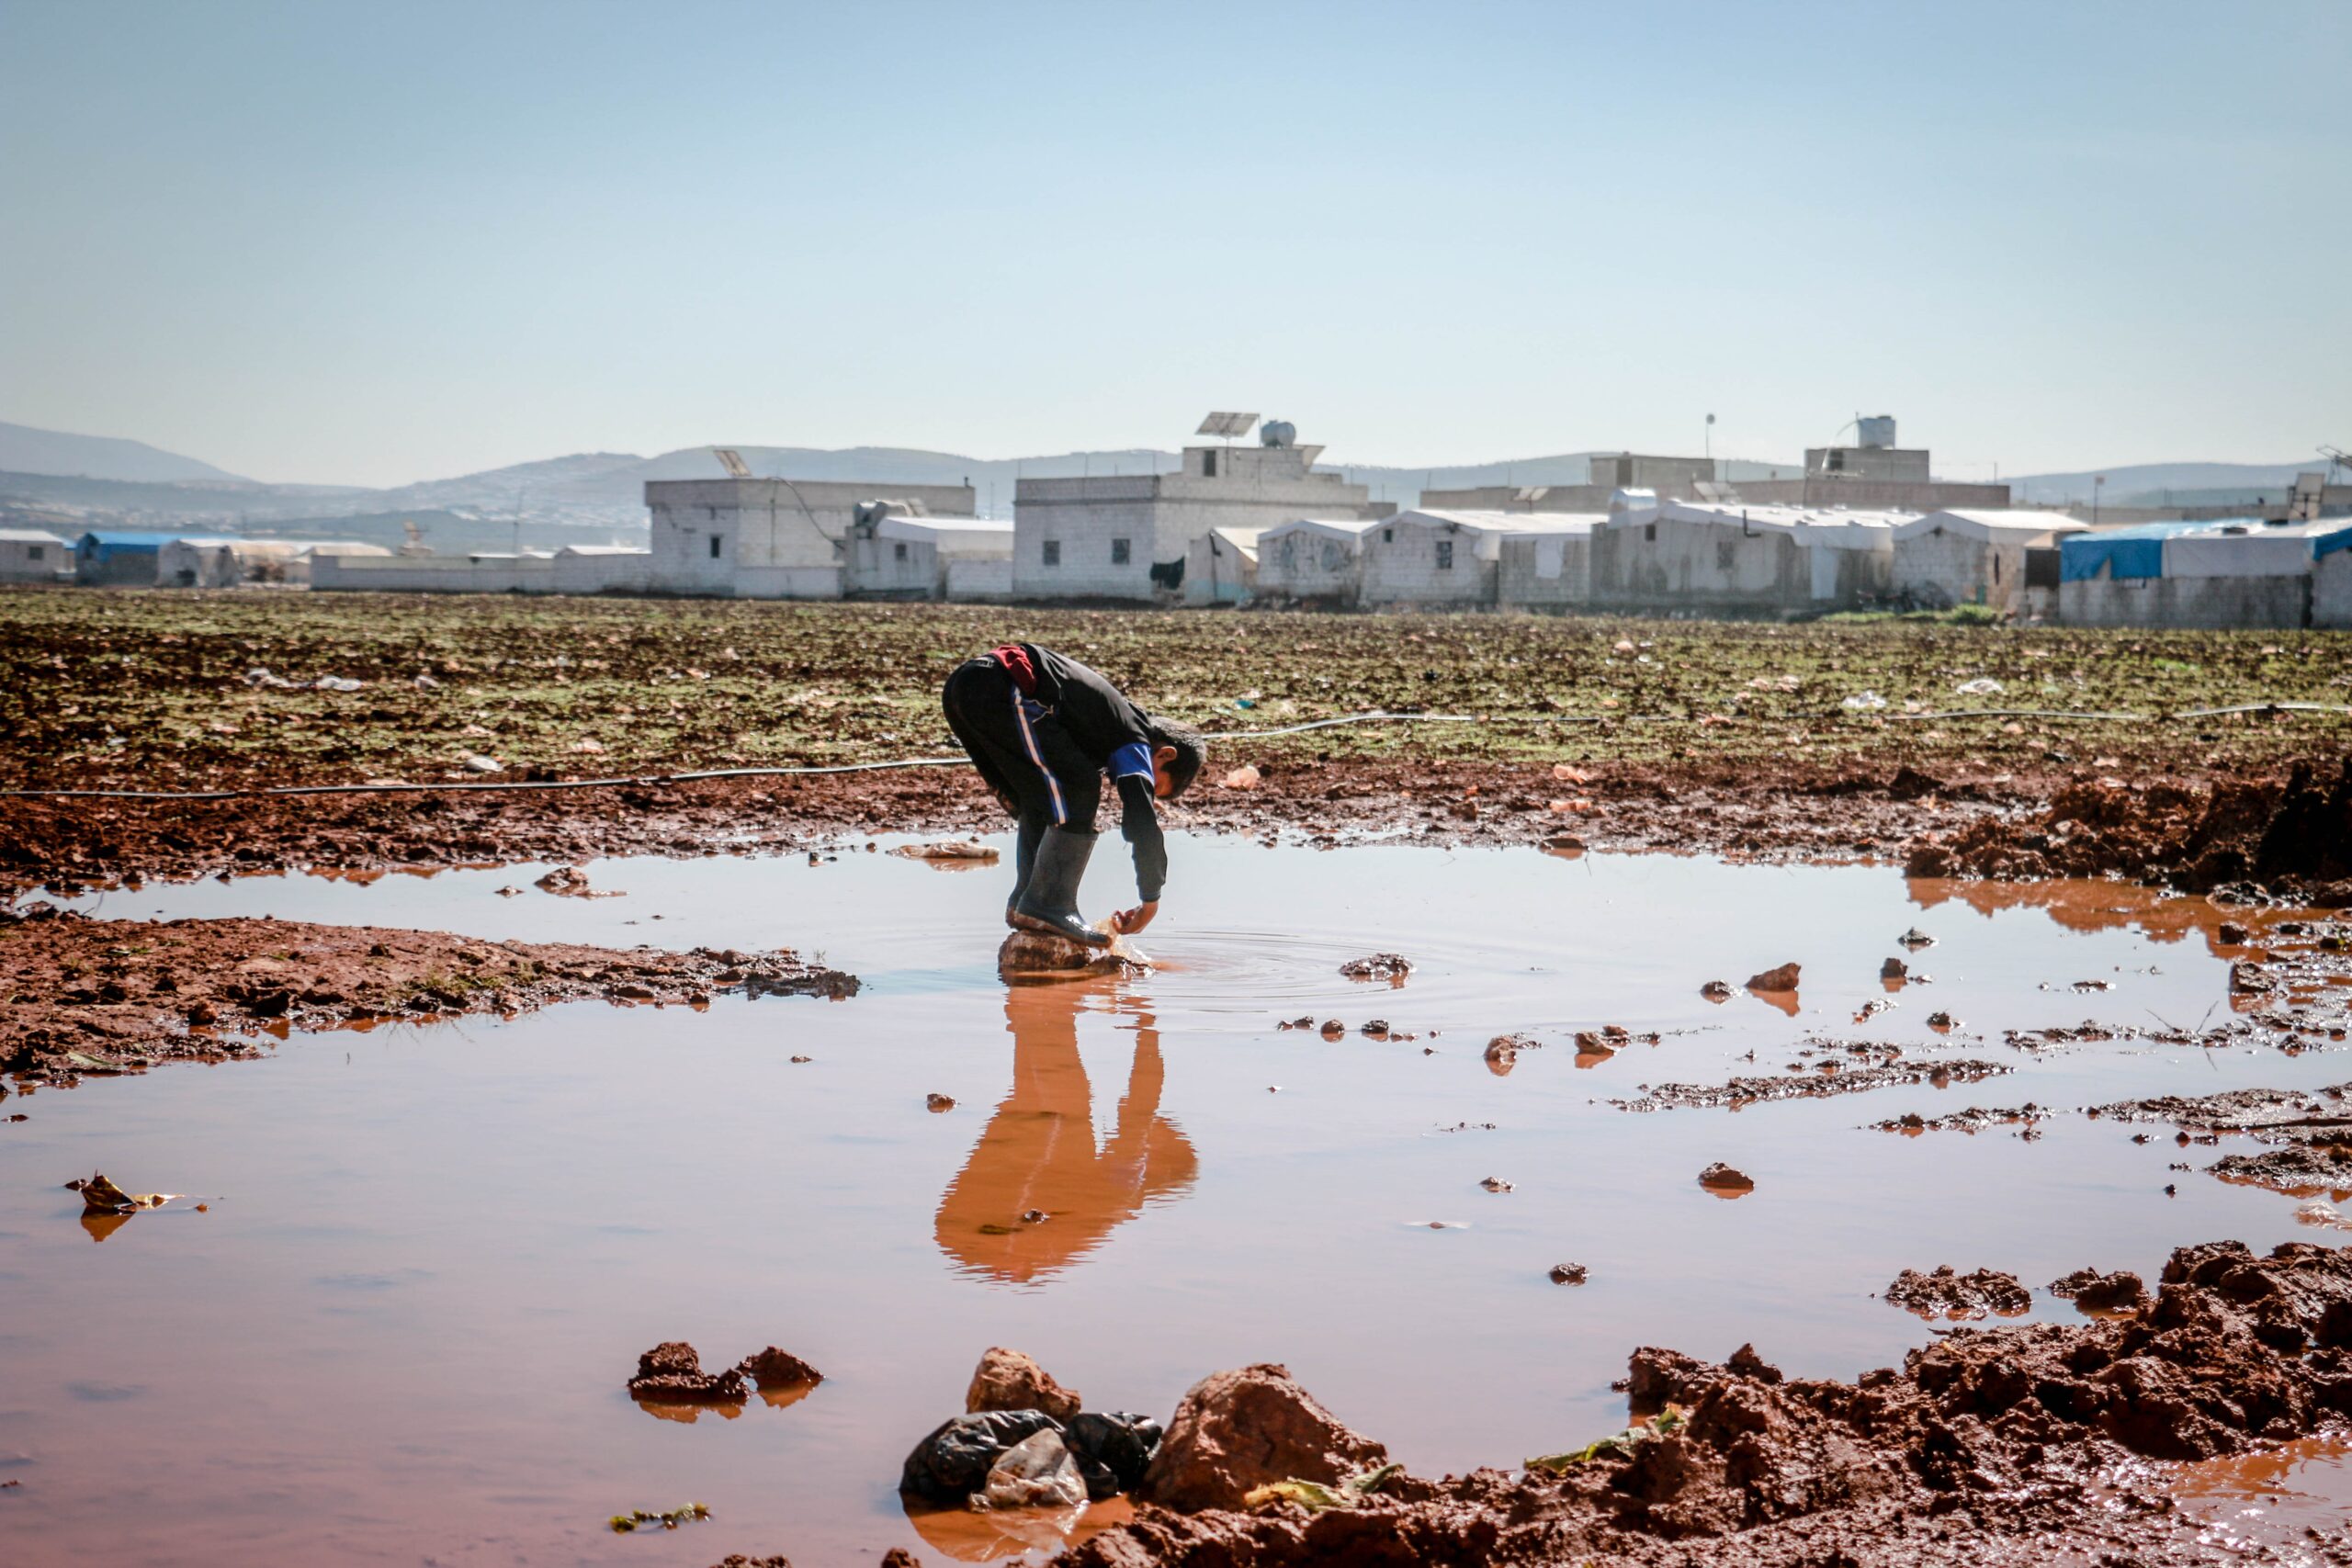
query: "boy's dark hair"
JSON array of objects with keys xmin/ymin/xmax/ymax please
[{"xmin": 1149, "ymin": 719, "xmax": 1208, "ymax": 797}]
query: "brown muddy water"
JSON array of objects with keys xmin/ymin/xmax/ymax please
[{"xmin": 5, "ymin": 835, "xmax": 2350, "ymax": 1565}]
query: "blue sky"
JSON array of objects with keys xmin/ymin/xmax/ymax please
[{"xmin": 2, "ymin": 0, "xmax": 2346, "ymax": 487}]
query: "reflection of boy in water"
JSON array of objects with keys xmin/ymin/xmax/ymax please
[{"xmin": 934, "ymin": 986, "xmax": 1198, "ymax": 1284}]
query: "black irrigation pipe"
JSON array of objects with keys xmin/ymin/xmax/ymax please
[{"xmin": 1, "ymin": 701, "xmax": 2344, "ymax": 804}]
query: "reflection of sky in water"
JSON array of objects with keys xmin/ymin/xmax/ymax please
[{"xmin": 5, "ymin": 837, "xmax": 2347, "ymax": 1563}]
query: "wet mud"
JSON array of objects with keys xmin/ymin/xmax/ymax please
[
  {"xmin": 1057, "ymin": 1239, "xmax": 2352, "ymax": 1568},
  {"xmin": 0, "ymin": 906, "xmax": 855, "ymax": 1087},
  {"xmin": 11, "ymin": 749, "xmax": 2352, "ymax": 915},
  {"xmin": 1611, "ymin": 1057, "xmax": 2013, "ymax": 1112},
  {"xmin": 1882, "ymin": 1265, "xmax": 2033, "ymax": 1320}
]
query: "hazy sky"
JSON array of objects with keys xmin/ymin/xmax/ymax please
[{"xmin": 3, "ymin": 1, "xmax": 2346, "ymax": 488}]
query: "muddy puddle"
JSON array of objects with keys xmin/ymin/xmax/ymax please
[{"xmin": 5, "ymin": 835, "xmax": 2350, "ymax": 1564}]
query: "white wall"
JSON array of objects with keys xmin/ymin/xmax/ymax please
[
  {"xmin": 1361, "ymin": 519, "xmax": 1497, "ymax": 605},
  {"xmin": 1183, "ymin": 534, "xmax": 1257, "ymax": 604},
  {"xmin": 1259, "ymin": 526, "xmax": 1367, "ymax": 603},
  {"xmin": 2062, "ymin": 571, "xmax": 2312, "ymax": 629},
  {"xmin": 2316, "ymin": 552, "xmax": 2352, "ymax": 630},
  {"xmin": 312, "ymin": 556, "xmax": 558, "ymax": 594},
  {"xmin": 644, "ymin": 479, "xmax": 974, "ymax": 597},
  {"xmin": 1496, "ymin": 535, "xmax": 1591, "ymax": 608}
]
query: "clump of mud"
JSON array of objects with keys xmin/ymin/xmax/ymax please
[
  {"xmin": 1055, "ymin": 1237, "xmax": 2352, "ymax": 1568},
  {"xmin": 1612, "ymin": 1057, "xmax": 2011, "ymax": 1112},
  {"xmin": 1883, "ymin": 1265, "xmax": 2031, "ymax": 1320},
  {"xmin": 628, "ymin": 1342, "xmax": 747, "ymax": 1405},
  {"xmin": 1905, "ymin": 755, "xmax": 2352, "ymax": 897},
  {"xmin": 1871, "ymin": 1104, "xmax": 2047, "ymax": 1136},
  {"xmin": 0, "ymin": 910, "xmax": 857, "ymax": 1089},
  {"xmin": 2049, "ymin": 1268, "xmax": 2148, "ymax": 1313},
  {"xmin": 1338, "ymin": 953, "xmax": 1413, "ymax": 982}
]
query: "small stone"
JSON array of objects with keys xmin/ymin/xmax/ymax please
[
  {"xmin": 1746, "ymin": 963, "xmax": 1801, "ymax": 992},
  {"xmin": 1479, "ymin": 1176, "xmax": 1514, "ymax": 1193},
  {"xmin": 1881, "ymin": 957, "xmax": 1907, "ymax": 981},
  {"xmin": 966, "ymin": 1346, "xmax": 1081, "ymax": 1423},
  {"xmin": 1319, "ymin": 1020, "xmax": 1345, "ymax": 1039},
  {"xmin": 737, "ymin": 1346, "xmax": 824, "ymax": 1388},
  {"xmin": 1548, "ymin": 1262, "xmax": 1588, "ymax": 1285},
  {"xmin": 1700, "ymin": 980, "xmax": 1733, "ymax": 1002},
  {"xmin": 1899, "ymin": 928, "xmax": 1936, "ymax": 948},
  {"xmin": 925, "ymin": 1094, "xmax": 956, "ymax": 1112},
  {"xmin": 1698, "ymin": 1162, "xmax": 1755, "ymax": 1193}
]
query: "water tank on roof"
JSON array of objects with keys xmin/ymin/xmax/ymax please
[
  {"xmin": 1260, "ymin": 420, "xmax": 1296, "ymax": 448},
  {"xmin": 1857, "ymin": 415, "xmax": 1897, "ymax": 449}
]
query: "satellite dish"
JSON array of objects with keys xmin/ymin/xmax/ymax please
[{"xmin": 712, "ymin": 447, "xmax": 752, "ymax": 479}]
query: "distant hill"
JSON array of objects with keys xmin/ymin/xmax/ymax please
[{"xmin": 0, "ymin": 421, "xmax": 248, "ymax": 483}]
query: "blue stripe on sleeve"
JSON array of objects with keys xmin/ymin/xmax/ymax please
[{"xmin": 1106, "ymin": 740, "xmax": 1154, "ymax": 781}]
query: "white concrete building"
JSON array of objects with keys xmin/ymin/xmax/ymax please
[
  {"xmin": 1496, "ymin": 518, "xmax": 1605, "ymax": 610},
  {"xmin": 1589, "ymin": 493, "xmax": 1905, "ymax": 615},
  {"xmin": 644, "ymin": 477, "xmax": 976, "ymax": 599},
  {"xmin": 0, "ymin": 528, "xmax": 72, "ymax": 582},
  {"xmin": 552, "ymin": 544, "xmax": 656, "ymax": 595},
  {"xmin": 1182, "ymin": 526, "xmax": 1263, "ymax": 605},
  {"xmin": 1012, "ymin": 421, "xmax": 1382, "ymax": 601},
  {"xmin": 844, "ymin": 504, "xmax": 1013, "ymax": 600},
  {"xmin": 1891, "ymin": 510, "xmax": 2086, "ymax": 615},
  {"xmin": 1256, "ymin": 518, "xmax": 1385, "ymax": 605}
]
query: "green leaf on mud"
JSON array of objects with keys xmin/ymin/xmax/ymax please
[{"xmin": 1525, "ymin": 1406, "xmax": 1686, "ymax": 1473}]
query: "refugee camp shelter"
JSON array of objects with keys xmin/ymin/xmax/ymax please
[
  {"xmin": 1891, "ymin": 510, "xmax": 2087, "ymax": 614},
  {"xmin": 158, "ymin": 536, "xmax": 305, "ymax": 588},
  {"xmin": 2061, "ymin": 518, "xmax": 2352, "ymax": 629},
  {"xmin": 1496, "ymin": 516, "xmax": 1605, "ymax": 610},
  {"xmin": 1588, "ymin": 495, "xmax": 1905, "ymax": 615},
  {"xmin": 74, "ymin": 530, "xmax": 183, "ymax": 585},
  {"xmin": 1255, "ymin": 518, "xmax": 1384, "ymax": 604},
  {"xmin": 1184, "ymin": 526, "xmax": 1263, "ymax": 604},
  {"xmin": 642, "ymin": 477, "xmax": 977, "ymax": 599},
  {"xmin": 285, "ymin": 542, "xmax": 392, "ymax": 586},
  {"xmin": 844, "ymin": 505, "xmax": 1013, "ymax": 601},
  {"xmin": 1012, "ymin": 417, "xmax": 1383, "ymax": 601},
  {"xmin": 0, "ymin": 528, "xmax": 71, "ymax": 582},
  {"xmin": 1358, "ymin": 510, "xmax": 1592, "ymax": 607}
]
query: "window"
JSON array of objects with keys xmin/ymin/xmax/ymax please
[
  {"xmin": 1383, "ymin": 527, "xmax": 1394, "ymax": 543},
  {"xmin": 1043, "ymin": 540, "xmax": 1061, "ymax": 567},
  {"xmin": 1435, "ymin": 540, "xmax": 1454, "ymax": 570},
  {"xmin": 26, "ymin": 546, "xmax": 41, "ymax": 561},
  {"xmin": 1203, "ymin": 450, "xmax": 1218, "ymax": 478},
  {"xmin": 1112, "ymin": 538, "xmax": 1131, "ymax": 565},
  {"xmin": 1716, "ymin": 539, "xmax": 1736, "ymax": 571},
  {"xmin": 1993, "ymin": 555, "xmax": 2002, "ymax": 583},
  {"xmin": 1280, "ymin": 537, "xmax": 1296, "ymax": 568},
  {"xmin": 708, "ymin": 535, "xmax": 722, "ymax": 559},
  {"xmin": 894, "ymin": 541, "xmax": 909, "ymax": 561},
  {"xmin": 1644, "ymin": 523, "xmax": 1657, "ymax": 542}
]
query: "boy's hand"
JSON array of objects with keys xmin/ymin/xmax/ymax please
[{"xmin": 1113, "ymin": 901, "xmax": 1159, "ymax": 935}]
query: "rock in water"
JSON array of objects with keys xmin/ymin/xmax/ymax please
[
  {"xmin": 966, "ymin": 1347, "xmax": 1081, "ymax": 1423},
  {"xmin": 996, "ymin": 929, "xmax": 1147, "ymax": 980},
  {"xmin": 1135, "ymin": 1362, "xmax": 1387, "ymax": 1512},
  {"xmin": 1746, "ymin": 962, "xmax": 1802, "ymax": 992}
]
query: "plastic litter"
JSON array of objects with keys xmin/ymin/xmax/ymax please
[
  {"xmin": 311, "ymin": 675, "xmax": 365, "ymax": 693},
  {"xmin": 1841, "ymin": 691, "xmax": 1889, "ymax": 711},
  {"xmin": 1063, "ymin": 1411, "xmax": 1163, "ymax": 1500},
  {"xmin": 981, "ymin": 1428, "xmax": 1089, "ymax": 1509},
  {"xmin": 1954, "ymin": 678, "xmax": 2005, "ymax": 695},
  {"xmin": 899, "ymin": 1409, "xmax": 1062, "ymax": 1502},
  {"xmin": 1219, "ymin": 764, "xmax": 1261, "ymax": 791},
  {"xmin": 461, "ymin": 754, "xmax": 504, "ymax": 774}
]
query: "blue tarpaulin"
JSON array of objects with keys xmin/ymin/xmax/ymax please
[
  {"xmin": 2312, "ymin": 521, "xmax": 2352, "ymax": 559},
  {"xmin": 2060, "ymin": 521, "xmax": 2226, "ymax": 582}
]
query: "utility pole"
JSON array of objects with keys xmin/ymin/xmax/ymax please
[{"xmin": 2093, "ymin": 475, "xmax": 2105, "ymax": 527}]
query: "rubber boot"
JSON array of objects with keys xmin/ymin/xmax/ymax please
[
  {"xmin": 1004, "ymin": 818, "xmax": 1044, "ymax": 930},
  {"xmin": 1011, "ymin": 827, "xmax": 1112, "ymax": 948}
]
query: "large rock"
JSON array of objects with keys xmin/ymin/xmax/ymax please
[
  {"xmin": 1134, "ymin": 1362, "xmax": 1387, "ymax": 1512},
  {"xmin": 966, "ymin": 1346, "xmax": 1082, "ymax": 1423}
]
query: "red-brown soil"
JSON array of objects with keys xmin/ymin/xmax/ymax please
[
  {"xmin": 0, "ymin": 904, "xmax": 855, "ymax": 1089},
  {"xmin": 1054, "ymin": 1239, "xmax": 2352, "ymax": 1567}
]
